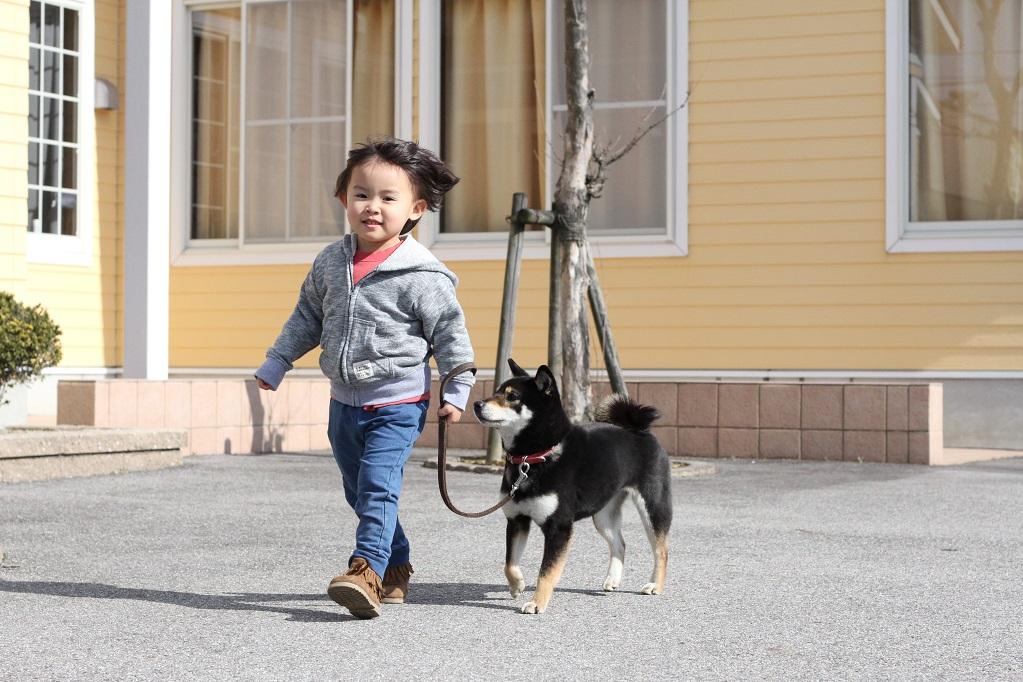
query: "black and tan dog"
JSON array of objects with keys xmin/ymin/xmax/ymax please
[{"xmin": 473, "ymin": 359, "xmax": 672, "ymax": 614}]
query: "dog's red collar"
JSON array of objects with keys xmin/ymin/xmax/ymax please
[{"xmin": 508, "ymin": 447, "xmax": 557, "ymax": 465}]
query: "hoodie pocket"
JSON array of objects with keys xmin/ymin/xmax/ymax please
[{"xmin": 347, "ymin": 316, "xmax": 391, "ymax": 382}]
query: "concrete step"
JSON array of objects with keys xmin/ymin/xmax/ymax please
[{"xmin": 0, "ymin": 426, "xmax": 187, "ymax": 483}]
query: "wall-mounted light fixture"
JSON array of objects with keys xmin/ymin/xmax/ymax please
[{"xmin": 94, "ymin": 78, "xmax": 118, "ymax": 110}]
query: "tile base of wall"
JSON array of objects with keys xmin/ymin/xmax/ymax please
[{"xmin": 57, "ymin": 378, "xmax": 947, "ymax": 464}]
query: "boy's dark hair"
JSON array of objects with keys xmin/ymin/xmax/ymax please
[{"xmin": 334, "ymin": 137, "xmax": 460, "ymax": 234}]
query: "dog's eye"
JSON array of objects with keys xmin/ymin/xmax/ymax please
[{"xmin": 505, "ymin": 391, "xmax": 520, "ymax": 402}]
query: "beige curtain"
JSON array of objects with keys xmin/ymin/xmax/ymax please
[
  {"xmin": 352, "ymin": 0, "xmax": 396, "ymax": 144},
  {"xmin": 441, "ymin": 0, "xmax": 546, "ymax": 233},
  {"xmin": 912, "ymin": 0, "xmax": 1023, "ymax": 222}
]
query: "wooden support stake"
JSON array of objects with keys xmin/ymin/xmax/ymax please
[
  {"xmin": 586, "ymin": 247, "xmax": 626, "ymax": 396},
  {"xmin": 515, "ymin": 208, "xmax": 556, "ymax": 226},
  {"xmin": 548, "ymin": 225, "xmax": 564, "ymax": 382},
  {"xmin": 486, "ymin": 193, "xmax": 528, "ymax": 463}
]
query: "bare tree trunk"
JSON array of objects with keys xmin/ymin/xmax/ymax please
[{"xmin": 553, "ymin": 0, "xmax": 593, "ymax": 421}]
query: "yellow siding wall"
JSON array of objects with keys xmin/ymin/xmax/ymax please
[
  {"xmin": 170, "ymin": 266, "xmax": 312, "ymax": 368},
  {"xmin": 667, "ymin": 0, "xmax": 1023, "ymax": 370},
  {"xmin": 170, "ymin": 0, "xmax": 1023, "ymax": 374},
  {"xmin": 0, "ymin": 0, "xmax": 28, "ymax": 298},
  {"xmin": 21, "ymin": 0, "xmax": 122, "ymax": 368}
]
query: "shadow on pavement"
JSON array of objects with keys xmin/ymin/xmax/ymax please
[
  {"xmin": 0, "ymin": 579, "xmax": 341, "ymax": 623},
  {"xmin": 0, "ymin": 578, "xmax": 612, "ymax": 619},
  {"xmin": 408, "ymin": 581, "xmax": 612, "ymax": 611}
]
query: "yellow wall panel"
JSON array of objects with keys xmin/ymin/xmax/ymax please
[
  {"xmin": 690, "ymin": 95, "xmax": 885, "ymax": 124},
  {"xmin": 21, "ymin": 0, "xmax": 123, "ymax": 368},
  {"xmin": 691, "ymin": 118, "xmax": 883, "ymax": 144},
  {"xmin": 167, "ymin": 1, "xmax": 1023, "ymax": 375},
  {"xmin": 0, "ymin": 54, "xmax": 27, "ymax": 87},
  {"xmin": 0, "ymin": 30, "xmax": 25, "ymax": 60},
  {"xmin": 690, "ymin": 33, "xmax": 882, "ymax": 62},
  {"xmin": 170, "ymin": 265, "xmax": 315, "ymax": 369},
  {"xmin": 691, "ymin": 9, "xmax": 882, "ymax": 42},
  {"xmin": 0, "ymin": 85, "xmax": 27, "ymax": 116},
  {"xmin": 690, "ymin": 137, "xmax": 885, "ymax": 163},
  {"xmin": 690, "ymin": 0, "xmax": 880, "ymax": 22},
  {"xmin": 0, "ymin": 1, "xmax": 25, "ymax": 296},
  {"xmin": 696, "ymin": 52, "xmax": 884, "ymax": 83}
]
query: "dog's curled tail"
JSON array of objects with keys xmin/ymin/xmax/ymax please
[{"xmin": 593, "ymin": 394, "xmax": 661, "ymax": 432}]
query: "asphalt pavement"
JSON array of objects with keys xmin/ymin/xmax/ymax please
[{"xmin": 1, "ymin": 450, "xmax": 1021, "ymax": 680}]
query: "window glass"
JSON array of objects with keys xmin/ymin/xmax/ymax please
[
  {"xmin": 244, "ymin": 0, "xmax": 346, "ymax": 242},
  {"xmin": 291, "ymin": 0, "xmax": 346, "ymax": 119},
  {"xmin": 440, "ymin": 0, "xmax": 545, "ymax": 234},
  {"xmin": 439, "ymin": 0, "xmax": 668, "ymax": 235},
  {"xmin": 551, "ymin": 0, "xmax": 665, "ymax": 103},
  {"xmin": 27, "ymin": 0, "xmax": 78, "ymax": 236},
  {"xmin": 191, "ymin": 7, "xmax": 241, "ymax": 239},
  {"xmin": 62, "ymin": 6, "xmax": 77, "ymax": 50},
  {"xmin": 244, "ymin": 123, "xmax": 288, "ymax": 240},
  {"xmin": 552, "ymin": 0, "xmax": 666, "ymax": 233},
  {"xmin": 43, "ymin": 4, "xmax": 59, "ymax": 47},
  {"xmin": 190, "ymin": 0, "xmax": 391, "ymax": 245},
  {"xmin": 552, "ymin": 106, "xmax": 667, "ymax": 233},
  {"xmin": 909, "ymin": 0, "xmax": 1023, "ymax": 222},
  {"xmin": 351, "ymin": 0, "xmax": 395, "ymax": 144}
]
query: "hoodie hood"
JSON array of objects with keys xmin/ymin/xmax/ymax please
[{"xmin": 340, "ymin": 233, "xmax": 458, "ymax": 287}]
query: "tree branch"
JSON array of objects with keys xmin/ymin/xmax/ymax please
[{"xmin": 586, "ymin": 91, "xmax": 690, "ymax": 200}]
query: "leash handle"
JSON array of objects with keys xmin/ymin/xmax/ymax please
[
  {"xmin": 436, "ymin": 363, "xmax": 514, "ymax": 518},
  {"xmin": 437, "ymin": 361, "xmax": 478, "ymax": 409}
]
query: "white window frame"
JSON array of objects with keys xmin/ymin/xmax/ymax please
[
  {"xmin": 885, "ymin": 0, "xmax": 1023, "ymax": 253},
  {"xmin": 416, "ymin": 0, "xmax": 688, "ymax": 262},
  {"xmin": 170, "ymin": 0, "xmax": 414, "ymax": 266},
  {"xmin": 26, "ymin": 0, "xmax": 95, "ymax": 267}
]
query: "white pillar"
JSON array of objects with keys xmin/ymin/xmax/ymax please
[{"xmin": 123, "ymin": 0, "xmax": 171, "ymax": 379}]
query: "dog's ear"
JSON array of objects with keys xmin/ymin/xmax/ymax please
[
  {"xmin": 508, "ymin": 358, "xmax": 529, "ymax": 378},
  {"xmin": 534, "ymin": 365, "xmax": 558, "ymax": 395}
]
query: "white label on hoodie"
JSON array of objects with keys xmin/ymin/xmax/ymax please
[{"xmin": 353, "ymin": 360, "xmax": 374, "ymax": 380}]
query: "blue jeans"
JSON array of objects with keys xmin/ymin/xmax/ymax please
[{"xmin": 327, "ymin": 399, "xmax": 428, "ymax": 577}]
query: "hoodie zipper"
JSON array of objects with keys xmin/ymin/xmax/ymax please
[{"xmin": 338, "ymin": 265, "xmax": 378, "ymax": 384}]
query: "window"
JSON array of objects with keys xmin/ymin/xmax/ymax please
[
  {"xmin": 887, "ymin": 0, "xmax": 1023, "ymax": 252},
  {"xmin": 28, "ymin": 0, "xmax": 80, "ymax": 238},
  {"xmin": 551, "ymin": 0, "xmax": 668, "ymax": 235},
  {"xmin": 180, "ymin": 0, "xmax": 401, "ymax": 258},
  {"xmin": 190, "ymin": 8, "xmax": 241, "ymax": 241},
  {"xmin": 438, "ymin": 0, "xmax": 545, "ymax": 235},
  {"xmin": 419, "ymin": 0, "xmax": 687, "ymax": 259}
]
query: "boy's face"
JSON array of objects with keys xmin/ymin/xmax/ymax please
[{"xmin": 340, "ymin": 159, "xmax": 427, "ymax": 253}]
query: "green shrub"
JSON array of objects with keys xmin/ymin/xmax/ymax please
[{"xmin": 0, "ymin": 292, "xmax": 63, "ymax": 406}]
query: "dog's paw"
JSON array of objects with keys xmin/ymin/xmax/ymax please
[
  {"xmin": 505, "ymin": 566, "xmax": 525, "ymax": 599},
  {"xmin": 602, "ymin": 577, "xmax": 619, "ymax": 592},
  {"xmin": 640, "ymin": 582, "xmax": 662, "ymax": 595},
  {"xmin": 520, "ymin": 601, "xmax": 545, "ymax": 614}
]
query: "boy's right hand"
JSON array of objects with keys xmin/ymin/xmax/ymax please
[{"xmin": 256, "ymin": 377, "xmax": 274, "ymax": 391}]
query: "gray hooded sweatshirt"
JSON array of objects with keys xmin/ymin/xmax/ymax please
[{"xmin": 255, "ymin": 234, "xmax": 475, "ymax": 409}]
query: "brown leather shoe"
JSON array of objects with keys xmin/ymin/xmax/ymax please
[
  {"xmin": 327, "ymin": 558, "xmax": 382, "ymax": 619},
  {"xmin": 381, "ymin": 563, "xmax": 414, "ymax": 604}
]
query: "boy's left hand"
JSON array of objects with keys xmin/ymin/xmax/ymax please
[{"xmin": 438, "ymin": 404, "xmax": 463, "ymax": 423}]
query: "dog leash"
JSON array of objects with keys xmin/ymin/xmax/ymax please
[{"xmin": 437, "ymin": 363, "xmax": 525, "ymax": 518}]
